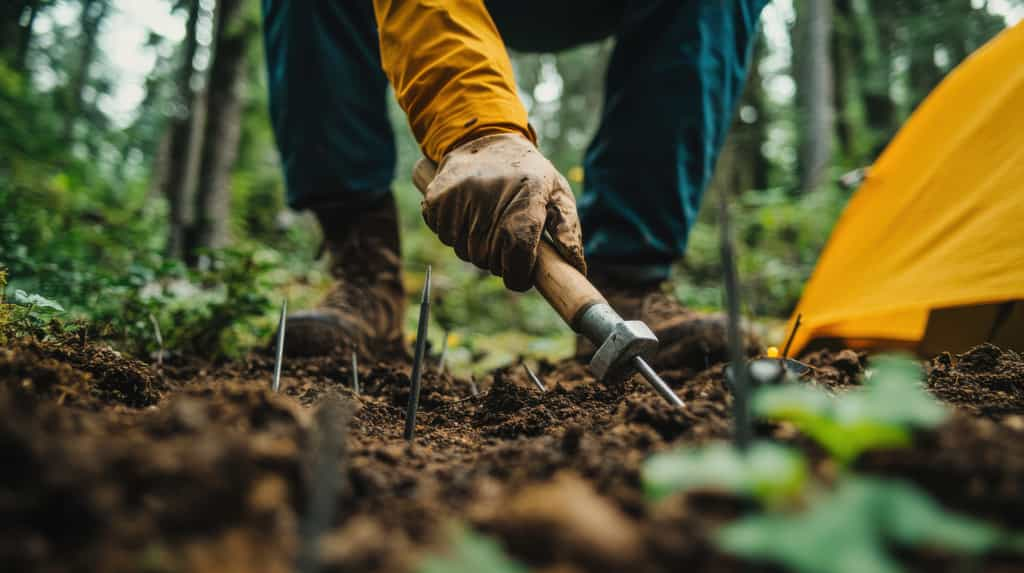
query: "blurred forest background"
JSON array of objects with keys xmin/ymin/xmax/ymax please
[{"xmin": 0, "ymin": 0, "xmax": 1021, "ymax": 370}]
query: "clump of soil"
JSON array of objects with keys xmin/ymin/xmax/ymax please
[
  {"xmin": 797, "ymin": 347, "xmax": 867, "ymax": 389},
  {"xmin": 0, "ymin": 336, "xmax": 162, "ymax": 408},
  {"xmin": 1, "ymin": 336, "xmax": 1023, "ymax": 573},
  {"xmin": 927, "ymin": 344, "xmax": 1024, "ymax": 417}
]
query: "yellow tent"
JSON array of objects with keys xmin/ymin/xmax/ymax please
[{"xmin": 786, "ymin": 21, "xmax": 1024, "ymax": 357}]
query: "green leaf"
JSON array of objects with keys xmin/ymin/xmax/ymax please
[
  {"xmin": 418, "ymin": 528, "xmax": 527, "ymax": 573},
  {"xmin": 719, "ymin": 513, "xmax": 901, "ymax": 573},
  {"xmin": 643, "ymin": 440, "xmax": 807, "ymax": 505},
  {"xmin": 752, "ymin": 355, "xmax": 947, "ymax": 464},
  {"xmin": 717, "ymin": 476, "xmax": 1010, "ymax": 573},
  {"xmin": 13, "ymin": 289, "xmax": 65, "ymax": 312},
  {"xmin": 859, "ymin": 355, "xmax": 948, "ymax": 428},
  {"xmin": 881, "ymin": 479, "xmax": 1002, "ymax": 552}
]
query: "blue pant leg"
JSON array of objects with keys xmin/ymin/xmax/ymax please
[
  {"xmin": 486, "ymin": 0, "xmax": 621, "ymax": 52},
  {"xmin": 262, "ymin": 0, "xmax": 395, "ymax": 210},
  {"xmin": 580, "ymin": 0, "xmax": 769, "ymax": 281}
]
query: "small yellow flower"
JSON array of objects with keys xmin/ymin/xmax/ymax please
[
  {"xmin": 567, "ymin": 166, "xmax": 584, "ymax": 184},
  {"xmin": 766, "ymin": 346, "xmax": 780, "ymax": 358},
  {"xmin": 447, "ymin": 332, "xmax": 461, "ymax": 347}
]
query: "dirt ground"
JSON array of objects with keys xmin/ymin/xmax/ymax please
[{"xmin": 2, "ymin": 333, "xmax": 1024, "ymax": 573}]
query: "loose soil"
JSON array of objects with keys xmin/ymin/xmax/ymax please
[{"xmin": 2, "ymin": 334, "xmax": 1024, "ymax": 573}]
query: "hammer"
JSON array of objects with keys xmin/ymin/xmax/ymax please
[{"xmin": 413, "ymin": 160, "xmax": 684, "ymax": 408}]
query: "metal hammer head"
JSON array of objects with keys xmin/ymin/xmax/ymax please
[{"xmin": 578, "ymin": 303, "xmax": 659, "ymax": 382}]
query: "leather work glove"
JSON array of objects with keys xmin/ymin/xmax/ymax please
[{"xmin": 416, "ymin": 133, "xmax": 587, "ymax": 292}]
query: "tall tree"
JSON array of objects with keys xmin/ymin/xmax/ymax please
[
  {"xmin": 63, "ymin": 0, "xmax": 110, "ymax": 143},
  {"xmin": 831, "ymin": 0, "xmax": 856, "ymax": 162},
  {"xmin": 863, "ymin": 0, "xmax": 898, "ymax": 154},
  {"xmin": 1, "ymin": 2, "xmax": 30, "ymax": 58},
  {"xmin": 187, "ymin": 0, "xmax": 259, "ymax": 259},
  {"xmin": 794, "ymin": 0, "xmax": 835, "ymax": 192},
  {"xmin": 1, "ymin": 0, "xmax": 46, "ymax": 70},
  {"xmin": 833, "ymin": 0, "xmax": 1006, "ymax": 164},
  {"xmin": 15, "ymin": 0, "xmax": 44, "ymax": 71},
  {"xmin": 735, "ymin": 35, "xmax": 770, "ymax": 192},
  {"xmin": 164, "ymin": 0, "xmax": 203, "ymax": 258},
  {"xmin": 710, "ymin": 34, "xmax": 770, "ymax": 197}
]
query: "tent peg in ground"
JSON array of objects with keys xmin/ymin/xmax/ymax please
[
  {"xmin": 296, "ymin": 398, "xmax": 349, "ymax": 573},
  {"xmin": 404, "ymin": 266, "xmax": 431, "ymax": 442},
  {"xmin": 718, "ymin": 191, "xmax": 752, "ymax": 450},
  {"xmin": 782, "ymin": 313, "xmax": 803, "ymax": 360},
  {"xmin": 437, "ymin": 329, "xmax": 449, "ymax": 372},
  {"xmin": 351, "ymin": 351, "xmax": 360, "ymax": 395},
  {"xmin": 272, "ymin": 299, "xmax": 287, "ymax": 393},
  {"xmin": 148, "ymin": 313, "xmax": 164, "ymax": 368},
  {"xmin": 523, "ymin": 362, "xmax": 546, "ymax": 392}
]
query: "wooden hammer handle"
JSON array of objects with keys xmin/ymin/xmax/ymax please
[{"xmin": 412, "ymin": 159, "xmax": 606, "ymax": 330}]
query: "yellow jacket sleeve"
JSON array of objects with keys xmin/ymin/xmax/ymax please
[{"xmin": 372, "ymin": 0, "xmax": 535, "ymax": 162}]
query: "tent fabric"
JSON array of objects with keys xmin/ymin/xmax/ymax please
[{"xmin": 786, "ymin": 21, "xmax": 1024, "ymax": 357}]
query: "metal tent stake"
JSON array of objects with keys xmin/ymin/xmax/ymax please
[
  {"xmin": 718, "ymin": 192, "xmax": 752, "ymax": 450},
  {"xmin": 272, "ymin": 299, "xmax": 287, "ymax": 393},
  {"xmin": 351, "ymin": 351, "xmax": 360, "ymax": 395},
  {"xmin": 782, "ymin": 313, "xmax": 803, "ymax": 359},
  {"xmin": 437, "ymin": 330, "xmax": 449, "ymax": 372},
  {"xmin": 523, "ymin": 362, "xmax": 547, "ymax": 392},
  {"xmin": 404, "ymin": 266, "xmax": 431, "ymax": 441}
]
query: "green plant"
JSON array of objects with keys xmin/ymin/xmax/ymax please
[
  {"xmin": 103, "ymin": 246, "xmax": 287, "ymax": 359},
  {"xmin": 13, "ymin": 289, "xmax": 65, "ymax": 312},
  {"xmin": 418, "ymin": 528, "xmax": 527, "ymax": 573},
  {"xmin": 2, "ymin": 285, "xmax": 75, "ymax": 340},
  {"xmin": 718, "ymin": 476, "xmax": 1018, "ymax": 573},
  {"xmin": 752, "ymin": 355, "xmax": 947, "ymax": 464},
  {"xmin": 0, "ymin": 267, "xmax": 10, "ymax": 342},
  {"xmin": 641, "ymin": 355, "xmax": 1016, "ymax": 572},
  {"xmin": 675, "ymin": 185, "xmax": 850, "ymax": 316},
  {"xmin": 642, "ymin": 440, "xmax": 807, "ymax": 506}
]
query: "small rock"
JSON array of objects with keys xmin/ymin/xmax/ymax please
[
  {"xmin": 832, "ymin": 349, "xmax": 863, "ymax": 377},
  {"xmin": 248, "ymin": 476, "xmax": 288, "ymax": 513},
  {"xmin": 1003, "ymin": 415, "xmax": 1024, "ymax": 431},
  {"xmin": 374, "ymin": 444, "xmax": 405, "ymax": 464},
  {"xmin": 481, "ymin": 472, "xmax": 643, "ymax": 568},
  {"xmin": 320, "ymin": 516, "xmax": 413, "ymax": 571},
  {"xmin": 561, "ymin": 425, "xmax": 584, "ymax": 455}
]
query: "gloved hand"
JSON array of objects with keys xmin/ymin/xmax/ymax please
[{"xmin": 416, "ymin": 133, "xmax": 587, "ymax": 292}]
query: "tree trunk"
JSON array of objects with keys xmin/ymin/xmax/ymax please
[
  {"xmin": 63, "ymin": 0, "xmax": 109, "ymax": 143},
  {"xmin": 710, "ymin": 35, "xmax": 769, "ymax": 197},
  {"xmin": 860, "ymin": 0, "xmax": 896, "ymax": 156},
  {"xmin": 908, "ymin": 43, "xmax": 940, "ymax": 112},
  {"xmin": 0, "ymin": 1, "xmax": 31, "ymax": 58},
  {"xmin": 187, "ymin": 0, "xmax": 256, "ymax": 261},
  {"xmin": 795, "ymin": 0, "xmax": 835, "ymax": 193},
  {"xmin": 831, "ymin": 0, "xmax": 854, "ymax": 160},
  {"xmin": 738, "ymin": 35, "xmax": 769, "ymax": 191},
  {"xmin": 14, "ymin": 0, "xmax": 40, "ymax": 71},
  {"xmin": 164, "ymin": 0, "xmax": 202, "ymax": 259}
]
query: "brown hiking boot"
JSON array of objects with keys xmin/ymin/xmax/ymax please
[
  {"xmin": 285, "ymin": 193, "xmax": 406, "ymax": 358},
  {"xmin": 575, "ymin": 272, "xmax": 760, "ymax": 371}
]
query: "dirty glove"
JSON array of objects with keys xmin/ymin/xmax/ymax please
[{"xmin": 417, "ymin": 133, "xmax": 587, "ymax": 292}]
